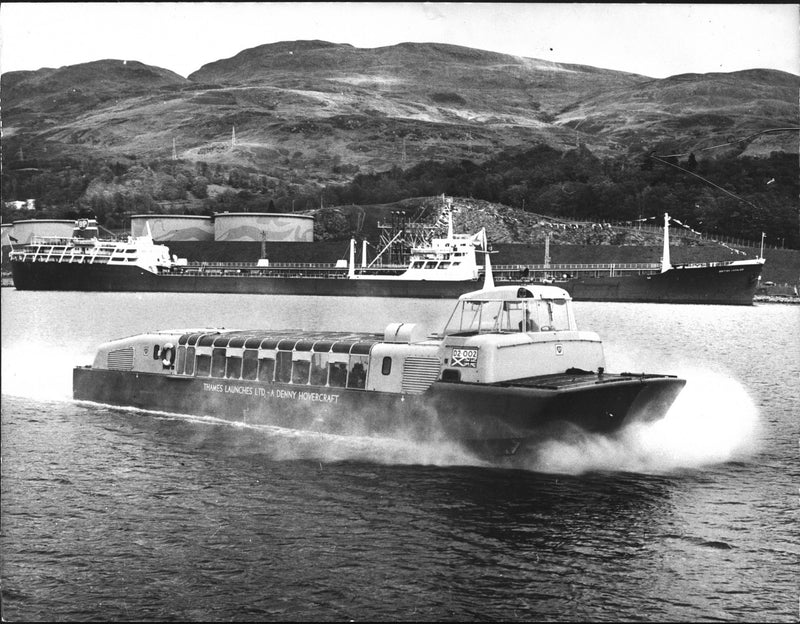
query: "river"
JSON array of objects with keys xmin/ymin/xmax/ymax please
[{"xmin": 1, "ymin": 290, "xmax": 798, "ymax": 621}]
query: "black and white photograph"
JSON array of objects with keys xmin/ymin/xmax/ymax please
[{"xmin": 1, "ymin": 2, "xmax": 798, "ymax": 621}]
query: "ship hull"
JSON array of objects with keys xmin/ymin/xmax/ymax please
[
  {"xmin": 12, "ymin": 259, "xmax": 762, "ymax": 304},
  {"xmin": 11, "ymin": 261, "xmax": 484, "ymax": 298},
  {"xmin": 562, "ymin": 262, "xmax": 763, "ymax": 305},
  {"xmin": 73, "ymin": 367, "xmax": 685, "ymax": 452}
]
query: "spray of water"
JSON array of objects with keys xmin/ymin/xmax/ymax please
[
  {"xmin": 521, "ymin": 367, "xmax": 760, "ymax": 475},
  {"xmin": 90, "ymin": 403, "xmax": 487, "ymax": 468},
  {"xmin": 1, "ymin": 341, "xmax": 85, "ymax": 401}
]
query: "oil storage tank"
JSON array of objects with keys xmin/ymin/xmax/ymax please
[
  {"xmin": 10, "ymin": 219, "xmax": 75, "ymax": 244},
  {"xmin": 131, "ymin": 215, "xmax": 214, "ymax": 241},
  {"xmin": 1, "ymin": 223, "xmax": 13, "ymax": 247},
  {"xmin": 213, "ymin": 213, "xmax": 314, "ymax": 242}
]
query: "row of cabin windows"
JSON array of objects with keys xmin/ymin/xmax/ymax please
[
  {"xmin": 174, "ymin": 345, "xmax": 390, "ymax": 390},
  {"xmin": 409, "ymin": 260, "xmax": 462, "ymax": 270}
]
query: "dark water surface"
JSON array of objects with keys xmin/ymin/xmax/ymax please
[{"xmin": 2, "ymin": 291, "xmax": 798, "ymax": 621}]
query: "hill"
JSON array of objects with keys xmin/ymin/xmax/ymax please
[
  {"xmin": 3, "ymin": 42, "xmax": 796, "ymax": 181},
  {"xmin": 1, "ymin": 41, "xmax": 797, "ymax": 248}
]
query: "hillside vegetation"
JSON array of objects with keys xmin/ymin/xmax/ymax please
[{"xmin": 2, "ymin": 41, "xmax": 798, "ymax": 247}]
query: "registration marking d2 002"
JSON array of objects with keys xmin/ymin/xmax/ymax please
[{"xmin": 451, "ymin": 347, "xmax": 478, "ymax": 367}]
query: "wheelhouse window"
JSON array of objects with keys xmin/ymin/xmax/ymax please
[
  {"xmin": 543, "ymin": 298, "xmax": 570, "ymax": 331},
  {"xmin": 492, "ymin": 301, "xmax": 539, "ymax": 333},
  {"xmin": 444, "ymin": 299, "xmax": 542, "ymax": 335},
  {"xmin": 381, "ymin": 357, "xmax": 392, "ymax": 375}
]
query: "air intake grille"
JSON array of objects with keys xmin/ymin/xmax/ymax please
[
  {"xmin": 401, "ymin": 357, "xmax": 440, "ymax": 394},
  {"xmin": 107, "ymin": 347, "xmax": 134, "ymax": 371}
]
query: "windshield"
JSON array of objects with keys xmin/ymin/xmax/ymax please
[{"xmin": 443, "ymin": 298, "xmax": 572, "ymax": 334}]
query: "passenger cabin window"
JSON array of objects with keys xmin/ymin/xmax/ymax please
[
  {"xmin": 276, "ymin": 351, "xmax": 292, "ymax": 383},
  {"xmin": 292, "ymin": 360, "xmax": 310, "ymax": 384},
  {"xmin": 347, "ymin": 355, "xmax": 369, "ymax": 389},
  {"xmin": 258, "ymin": 356, "xmax": 275, "ymax": 382},
  {"xmin": 195, "ymin": 353, "xmax": 211, "ymax": 377},
  {"xmin": 152, "ymin": 345, "xmax": 161, "ymax": 360},
  {"xmin": 211, "ymin": 348, "xmax": 226, "ymax": 378},
  {"xmin": 382, "ymin": 357, "xmax": 392, "ymax": 375},
  {"xmin": 310, "ymin": 353, "xmax": 329, "ymax": 386},
  {"xmin": 329, "ymin": 362, "xmax": 348, "ymax": 388},
  {"xmin": 176, "ymin": 346, "xmax": 186, "ymax": 374},
  {"xmin": 226, "ymin": 355, "xmax": 242, "ymax": 379},
  {"xmin": 241, "ymin": 350, "xmax": 258, "ymax": 380},
  {"xmin": 184, "ymin": 347, "xmax": 195, "ymax": 375}
]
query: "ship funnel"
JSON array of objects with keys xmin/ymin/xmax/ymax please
[
  {"xmin": 483, "ymin": 252, "xmax": 495, "ymax": 289},
  {"xmin": 348, "ymin": 239, "xmax": 355, "ymax": 278},
  {"xmin": 661, "ymin": 212, "xmax": 672, "ymax": 273}
]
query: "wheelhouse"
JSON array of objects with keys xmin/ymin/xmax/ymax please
[{"xmin": 442, "ymin": 285, "xmax": 578, "ymax": 335}]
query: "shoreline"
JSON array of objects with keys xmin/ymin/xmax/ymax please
[{"xmin": 754, "ymin": 294, "xmax": 800, "ymax": 305}]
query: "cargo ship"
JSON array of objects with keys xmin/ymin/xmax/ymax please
[
  {"xmin": 73, "ymin": 282, "xmax": 686, "ymax": 456},
  {"xmin": 9, "ymin": 210, "xmax": 764, "ymax": 304}
]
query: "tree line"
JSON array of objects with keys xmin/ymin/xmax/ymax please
[
  {"xmin": 2, "ymin": 144, "xmax": 797, "ymax": 247},
  {"xmin": 322, "ymin": 145, "xmax": 798, "ymax": 248}
]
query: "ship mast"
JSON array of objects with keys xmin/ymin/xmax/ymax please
[
  {"xmin": 446, "ymin": 197, "xmax": 454, "ymax": 240},
  {"xmin": 661, "ymin": 213, "xmax": 672, "ymax": 273},
  {"xmin": 544, "ymin": 233, "xmax": 551, "ymax": 269}
]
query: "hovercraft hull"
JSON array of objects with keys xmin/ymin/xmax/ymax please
[{"xmin": 73, "ymin": 367, "xmax": 685, "ymax": 450}]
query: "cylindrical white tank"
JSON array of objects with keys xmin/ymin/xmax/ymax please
[
  {"xmin": 131, "ymin": 215, "xmax": 214, "ymax": 241},
  {"xmin": 213, "ymin": 213, "xmax": 314, "ymax": 242},
  {"xmin": 1, "ymin": 223, "xmax": 13, "ymax": 247},
  {"xmin": 11, "ymin": 219, "xmax": 75, "ymax": 244}
]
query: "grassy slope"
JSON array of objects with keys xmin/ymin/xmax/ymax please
[{"xmin": 3, "ymin": 43, "xmax": 796, "ymax": 186}]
